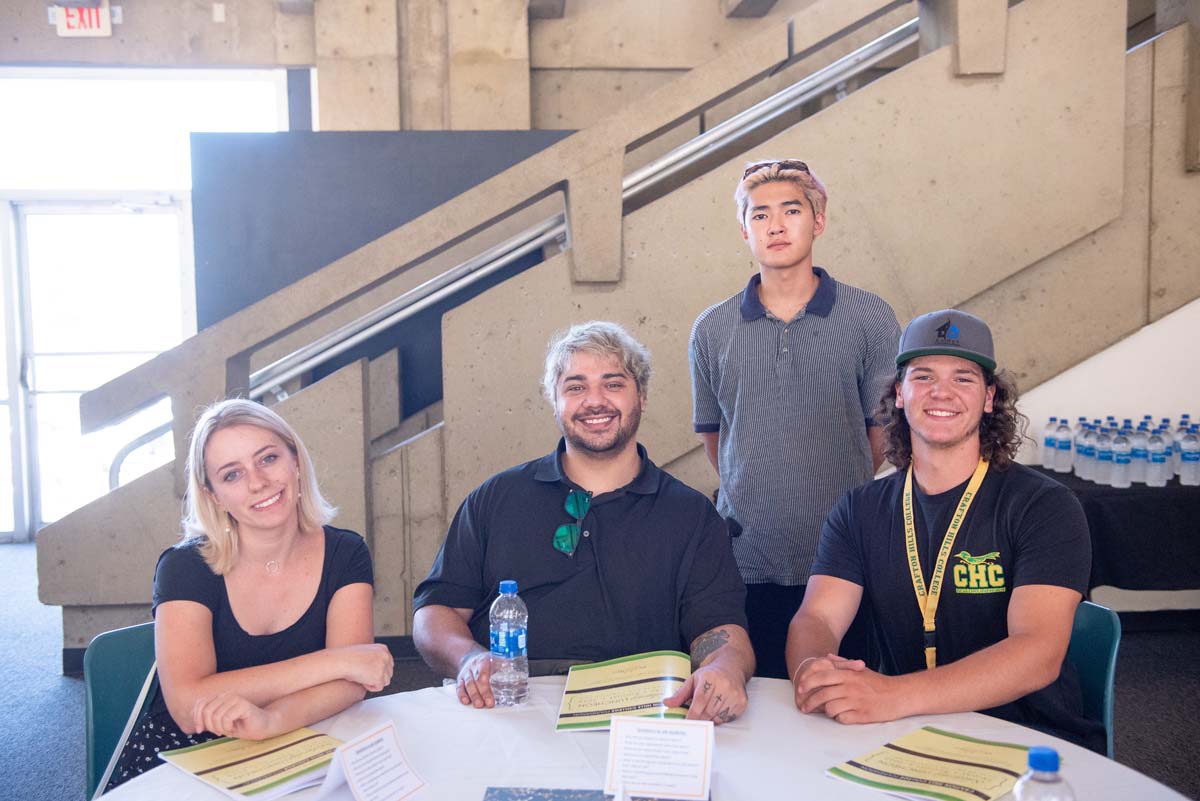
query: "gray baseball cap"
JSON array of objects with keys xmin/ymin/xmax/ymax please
[{"xmin": 896, "ymin": 309, "xmax": 996, "ymax": 371}]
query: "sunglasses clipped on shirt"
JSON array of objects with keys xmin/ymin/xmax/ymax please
[
  {"xmin": 742, "ymin": 159, "xmax": 810, "ymax": 179},
  {"xmin": 553, "ymin": 489, "xmax": 593, "ymax": 557}
]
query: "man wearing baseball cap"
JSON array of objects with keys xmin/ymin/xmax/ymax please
[{"xmin": 784, "ymin": 309, "xmax": 1104, "ymax": 752}]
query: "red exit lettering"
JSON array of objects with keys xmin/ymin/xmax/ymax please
[{"xmin": 64, "ymin": 8, "xmax": 103, "ymax": 30}]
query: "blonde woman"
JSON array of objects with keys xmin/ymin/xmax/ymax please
[{"xmin": 105, "ymin": 399, "xmax": 392, "ymax": 790}]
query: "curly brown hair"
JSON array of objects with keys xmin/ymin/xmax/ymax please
[{"xmin": 876, "ymin": 366, "xmax": 1027, "ymax": 471}]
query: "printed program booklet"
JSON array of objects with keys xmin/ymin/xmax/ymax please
[
  {"xmin": 828, "ymin": 725, "xmax": 1030, "ymax": 801},
  {"xmin": 555, "ymin": 650, "xmax": 691, "ymax": 731},
  {"xmin": 158, "ymin": 727, "xmax": 342, "ymax": 800}
]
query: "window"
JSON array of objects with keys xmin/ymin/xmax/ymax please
[{"xmin": 0, "ymin": 67, "xmax": 287, "ymax": 538}]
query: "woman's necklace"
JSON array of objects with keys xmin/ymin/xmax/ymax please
[{"xmin": 261, "ymin": 530, "xmax": 301, "ymax": 576}]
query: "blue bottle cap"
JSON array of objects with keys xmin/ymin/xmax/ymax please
[
  {"xmin": 1027, "ymin": 746, "xmax": 1059, "ymax": 772},
  {"xmin": 499, "ymin": 580, "xmax": 518, "ymax": 594}
]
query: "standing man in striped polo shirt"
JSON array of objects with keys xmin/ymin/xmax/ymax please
[{"xmin": 688, "ymin": 159, "xmax": 900, "ymax": 678}]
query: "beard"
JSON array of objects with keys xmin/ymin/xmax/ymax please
[{"xmin": 557, "ymin": 402, "xmax": 642, "ymax": 458}]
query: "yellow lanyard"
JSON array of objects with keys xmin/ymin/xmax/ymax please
[{"xmin": 902, "ymin": 457, "xmax": 989, "ymax": 670}]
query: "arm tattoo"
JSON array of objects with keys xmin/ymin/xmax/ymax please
[{"xmin": 690, "ymin": 628, "xmax": 731, "ymax": 670}]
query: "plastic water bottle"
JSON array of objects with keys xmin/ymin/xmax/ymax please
[
  {"xmin": 1160, "ymin": 426, "xmax": 1175, "ymax": 481},
  {"xmin": 1175, "ymin": 417, "xmax": 1192, "ymax": 476},
  {"xmin": 489, "ymin": 580, "xmax": 529, "ymax": 706},
  {"xmin": 1110, "ymin": 429, "xmax": 1132, "ymax": 488},
  {"xmin": 1094, "ymin": 427, "xmax": 1114, "ymax": 486},
  {"xmin": 1147, "ymin": 428, "xmax": 1168, "ymax": 487},
  {"xmin": 1181, "ymin": 426, "xmax": 1200, "ymax": 487},
  {"xmin": 1041, "ymin": 417, "xmax": 1058, "ymax": 469},
  {"xmin": 1130, "ymin": 424, "xmax": 1150, "ymax": 483},
  {"xmin": 1053, "ymin": 418, "xmax": 1073, "ymax": 473},
  {"xmin": 1013, "ymin": 746, "xmax": 1075, "ymax": 801},
  {"xmin": 1082, "ymin": 424, "xmax": 1100, "ymax": 480},
  {"xmin": 1073, "ymin": 424, "xmax": 1092, "ymax": 478}
]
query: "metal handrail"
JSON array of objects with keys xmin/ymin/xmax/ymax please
[
  {"xmin": 110, "ymin": 16, "xmax": 919, "ymax": 488},
  {"xmin": 109, "ymin": 421, "xmax": 172, "ymax": 490}
]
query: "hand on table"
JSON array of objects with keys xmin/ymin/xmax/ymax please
[
  {"xmin": 455, "ymin": 650, "xmax": 495, "ymax": 708},
  {"xmin": 793, "ymin": 653, "xmax": 907, "ymax": 724},
  {"xmin": 792, "ymin": 653, "xmax": 865, "ymax": 713},
  {"xmin": 191, "ymin": 692, "xmax": 278, "ymax": 740},
  {"xmin": 663, "ymin": 662, "xmax": 748, "ymax": 725}
]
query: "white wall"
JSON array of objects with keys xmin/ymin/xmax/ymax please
[{"xmin": 1016, "ymin": 298, "xmax": 1200, "ymax": 464}]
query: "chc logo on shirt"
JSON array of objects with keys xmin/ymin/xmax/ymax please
[{"xmin": 952, "ymin": 550, "xmax": 1006, "ymax": 594}]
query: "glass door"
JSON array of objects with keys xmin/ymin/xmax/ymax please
[{"xmin": 16, "ymin": 202, "xmax": 187, "ymax": 530}]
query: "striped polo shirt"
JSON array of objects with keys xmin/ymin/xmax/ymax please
[{"xmin": 689, "ymin": 267, "xmax": 900, "ymax": 585}]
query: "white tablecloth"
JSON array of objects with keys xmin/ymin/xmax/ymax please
[{"xmin": 104, "ymin": 676, "xmax": 1187, "ymax": 800}]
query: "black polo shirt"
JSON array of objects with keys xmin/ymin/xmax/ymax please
[
  {"xmin": 413, "ymin": 441, "xmax": 747, "ymax": 662},
  {"xmin": 811, "ymin": 462, "xmax": 1105, "ymax": 752}
]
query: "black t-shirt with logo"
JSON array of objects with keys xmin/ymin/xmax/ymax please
[{"xmin": 812, "ymin": 462, "xmax": 1105, "ymax": 752}]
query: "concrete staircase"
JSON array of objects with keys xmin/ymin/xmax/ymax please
[{"xmin": 36, "ymin": 0, "xmax": 1200, "ymax": 658}]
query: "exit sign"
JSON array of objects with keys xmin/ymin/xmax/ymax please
[{"xmin": 55, "ymin": 3, "xmax": 113, "ymax": 37}]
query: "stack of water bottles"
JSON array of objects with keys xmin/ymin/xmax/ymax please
[{"xmin": 1041, "ymin": 413, "xmax": 1200, "ymax": 487}]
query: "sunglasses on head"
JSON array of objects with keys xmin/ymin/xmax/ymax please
[
  {"xmin": 742, "ymin": 159, "xmax": 810, "ymax": 179},
  {"xmin": 553, "ymin": 489, "xmax": 592, "ymax": 557}
]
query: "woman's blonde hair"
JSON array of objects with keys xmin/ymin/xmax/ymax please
[{"xmin": 181, "ymin": 398, "xmax": 337, "ymax": 575}]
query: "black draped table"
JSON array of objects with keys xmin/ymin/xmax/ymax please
[{"xmin": 1034, "ymin": 466, "xmax": 1200, "ymax": 591}]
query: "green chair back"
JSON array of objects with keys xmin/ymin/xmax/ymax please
[
  {"xmin": 84, "ymin": 622, "xmax": 157, "ymax": 798},
  {"xmin": 1066, "ymin": 600, "xmax": 1120, "ymax": 758}
]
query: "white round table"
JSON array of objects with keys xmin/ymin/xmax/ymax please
[{"xmin": 103, "ymin": 676, "xmax": 1188, "ymax": 800}]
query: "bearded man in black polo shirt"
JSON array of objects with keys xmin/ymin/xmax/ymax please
[
  {"xmin": 786, "ymin": 309, "xmax": 1104, "ymax": 752},
  {"xmin": 413, "ymin": 321, "xmax": 755, "ymax": 724}
]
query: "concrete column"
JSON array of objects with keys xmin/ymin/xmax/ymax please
[
  {"xmin": 400, "ymin": 0, "xmax": 450, "ymax": 129},
  {"xmin": 565, "ymin": 151, "xmax": 625, "ymax": 283},
  {"xmin": 918, "ymin": 0, "xmax": 1008, "ymax": 75},
  {"xmin": 314, "ymin": 0, "xmax": 402, "ymax": 130},
  {"xmin": 446, "ymin": 0, "xmax": 531, "ymax": 129},
  {"xmin": 1157, "ymin": 0, "xmax": 1200, "ymax": 168}
]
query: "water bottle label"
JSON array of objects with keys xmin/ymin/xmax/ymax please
[
  {"xmin": 1131, "ymin": 448, "xmax": 1148, "ymax": 459},
  {"xmin": 1114, "ymin": 453, "xmax": 1131, "ymax": 465},
  {"xmin": 1098, "ymin": 450, "xmax": 1113, "ymax": 462},
  {"xmin": 1150, "ymin": 453, "xmax": 1167, "ymax": 464},
  {"xmin": 1183, "ymin": 452, "xmax": 1200, "ymax": 464},
  {"xmin": 1044, "ymin": 436, "xmax": 1055, "ymax": 448},
  {"xmin": 490, "ymin": 626, "xmax": 528, "ymax": 658},
  {"xmin": 1082, "ymin": 445, "xmax": 1095, "ymax": 457},
  {"xmin": 1057, "ymin": 440, "xmax": 1072, "ymax": 451}
]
